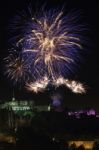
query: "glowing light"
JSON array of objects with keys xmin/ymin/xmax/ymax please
[
  {"xmin": 26, "ymin": 76, "xmax": 49, "ymax": 93},
  {"xmin": 54, "ymin": 77, "xmax": 86, "ymax": 94},
  {"xmin": 69, "ymin": 141, "xmax": 94, "ymax": 149},
  {"xmin": 65, "ymin": 80, "xmax": 86, "ymax": 94},
  {"xmin": 51, "ymin": 93, "xmax": 62, "ymax": 107},
  {"xmin": 4, "ymin": 51, "xmax": 29, "ymax": 84},
  {"xmin": 21, "ymin": 10, "xmax": 82, "ymax": 79},
  {"xmin": 26, "ymin": 76, "xmax": 86, "ymax": 94},
  {"xmin": 5, "ymin": 7, "xmax": 87, "ymax": 93}
]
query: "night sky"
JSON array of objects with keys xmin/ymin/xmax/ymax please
[{"xmin": 0, "ymin": 0, "xmax": 99, "ymax": 113}]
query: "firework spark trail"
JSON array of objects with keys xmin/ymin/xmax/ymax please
[
  {"xmin": 5, "ymin": 7, "xmax": 87, "ymax": 93},
  {"xmin": 26, "ymin": 76, "xmax": 49, "ymax": 93},
  {"xmin": 10, "ymin": 9, "xmax": 83, "ymax": 79},
  {"xmin": 53, "ymin": 77, "xmax": 86, "ymax": 94},
  {"xmin": 4, "ymin": 50, "xmax": 30, "ymax": 84},
  {"xmin": 26, "ymin": 76, "xmax": 86, "ymax": 94},
  {"xmin": 65, "ymin": 80, "xmax": 86, "ymax": 94}
]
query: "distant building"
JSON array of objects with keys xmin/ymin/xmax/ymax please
[
  {"xmin": 0, "ymin": 97, "xmax": 98, "ymax": 131},
  {"xmin": 0, "ymin": 98, "xmax": 50, "ymax": 129},
  {"xmin": 0, "ymin": 99, "xmax": 34, "ymax": 111},
  {"xmin": 67, "ymin": 108, "xmax": 96, "ymax": 118}
]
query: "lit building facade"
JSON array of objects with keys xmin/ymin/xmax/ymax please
[{"xmin": 67, "ymin": 108, "xmax": 96, "ymax": 118}]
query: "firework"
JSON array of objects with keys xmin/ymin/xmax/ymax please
[
  {"xmin": 26, "ymin": 76, "xmax": 86, "ymax": 94},
  {"xmin": 5, "ymin": 7, "xmax": 86, "ymax": 93},
  {"xmin": 65, "ymin": 80, "xmax": 86, "ymax": 94},
  {"xmin": 4, "ymin": 50, "xmax": 30, "ymax": 84},
  {"xmin": 53, "ymin": 77, "xmax": 86, "ymax": 94},
  {"xmin": 26, "ymin": 76, "xmax": 49, "ymax": 93}
]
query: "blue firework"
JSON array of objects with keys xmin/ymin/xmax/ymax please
[{"xmin": 5, "ymin": 7, "xmax": 86, "ymax": 88}]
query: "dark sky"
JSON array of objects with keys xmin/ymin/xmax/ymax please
[{"xmin": 0, "ymin": 0, "xmax": 99, "ymax": 112}]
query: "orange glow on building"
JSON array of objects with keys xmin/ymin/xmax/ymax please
[{"xmin": 69, "ymin": 141, "xmax": 94, "ymax": 149}]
